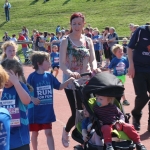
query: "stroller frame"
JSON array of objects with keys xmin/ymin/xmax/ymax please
[{"xmin": 72, "ymin": 72, "xmax": 136, "ymax": 150}]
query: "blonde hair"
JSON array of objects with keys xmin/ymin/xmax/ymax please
[
  {"xmin": 1, "ymin": 41, "xmax": 19, "ymax": 62},
  {"xmin": 122, "ymin": 37, "xmax": 128, "ymax": 42},
  {"xmin": 0, "ymin": 65, "xmax": 9, "ymax": 89},
  {"xmin": 107, "ymin": 97, "xmax": 115, "ymax": 104},
  {"xmin": 134, "ymin": 25, "xmax": 139, "ymax": 29},
  {"xmin": 112, "ymin": 44, "xmax": 123, "ymax": 55}
]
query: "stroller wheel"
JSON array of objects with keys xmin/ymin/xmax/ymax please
[{"xmin": 74, "ymin": 145, "xmax": 84, "ymax": 150}]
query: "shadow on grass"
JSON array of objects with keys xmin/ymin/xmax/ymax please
[
  {"xmin": 62, "ymin": 0, "xmax": 71, "ymax": 5},
  {"xmin": 42, "ymin": 0, "xmax": 50, "ymax": 4},
  {"xmin": 140, "ymin": 131, "xmax": 150, "ymax": 140},
  {"xmin": 0, "ymin": 21, "xmax": 7, "ymax": 28},
  {"xmin": 29, "ymin": 0, "xmax": 38, "ymax": 5}
]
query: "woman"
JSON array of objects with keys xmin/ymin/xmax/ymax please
[{"xmin": 60, "ymin": 12, "xmax": 99, "ymax": 147}]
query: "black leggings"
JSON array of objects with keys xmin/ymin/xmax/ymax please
[
  {"xmin": 64, "ymin": 89, "xmax": 83, "ymax": 132},
  {"xmin": 11, "ymin": 144, "xmax": 30, "ymax": 150}
]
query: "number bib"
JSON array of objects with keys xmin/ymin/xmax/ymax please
[{"xmin": 0, "ymin": 100, "xmax": 20, "ymax": 127}]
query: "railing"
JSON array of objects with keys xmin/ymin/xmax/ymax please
[{"xmin": 0, "ymin": 41, "xmax": 33, "ymax": 46}]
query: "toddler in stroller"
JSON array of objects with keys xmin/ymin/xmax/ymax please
[{"xmin": 72, "ymin": 72, "xmax": 147, "ymax": 150}]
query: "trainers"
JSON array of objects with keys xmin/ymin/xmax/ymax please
[
  {"xmin": 133, "ymin": 117, "xmax": 140, "ymax": 131},
  {"xmin": 136, "ymin": 144, "xmax": 147, "ymax": 150},
  {"xmin": 106, "ymin": 144, "xmax": 114, "ymax": 150},
  {"xmin": 122, "ymin": 100, "xmax": 130, "ymax": 106},
  {"xmin": 62, "ymin": 127, "xmax": 70, "ymax": 147}
]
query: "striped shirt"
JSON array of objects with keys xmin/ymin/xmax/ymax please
[{"xmin": 93, "ymin": 104, "xmax": 125, "ymax": 125}]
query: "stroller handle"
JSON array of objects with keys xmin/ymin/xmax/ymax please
[
  {"xmin": 73, "ymin": 72, "xmax": 91, "ymax": 89},
  {"xmin": 80, "ymin": 72, "xmax": 92, "ymax": 77}
]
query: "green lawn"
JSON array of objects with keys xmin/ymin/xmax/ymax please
[
  {"xmin": 0, "ymin": 0, "xmax": 149, "ymax": 61},
  {"xmin": 0, "ymin": 0, "xmax": 150, "ymax": 37}
]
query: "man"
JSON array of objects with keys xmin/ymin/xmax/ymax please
[
  {"xmin": 107, "ymin": 27, "xmax": 118, "ymax": 61},
  {"xmin": 128, "ymin": 23, "xmax": 150, "ymax": 132},
  {"xmin": 3, "ymin": 0, "xmax": 11, "ymax": 21},
  {"xmin": 2, "ymin": 32, "xmax": 10, "ymax": 41},
  {"xmin": 18, "ymin": 32, "xmax": 28, "ymax": 63}
]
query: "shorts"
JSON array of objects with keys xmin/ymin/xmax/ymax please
[
  {"xmin": 117, "ymin": 75, "xmax": 126, "ymax": 84},
  {"xmin": 11, "ymin": 144, "xmax": 30, "ymax": 150},
  {"xmin": 52, "ymin": 66, "xmax": 59, "ymax": 70},
  {"xmin": 29, "ymin": 123, "xmax": 52, "ymax": 131}
]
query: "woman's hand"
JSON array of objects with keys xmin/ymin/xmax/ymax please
[{"xmin": 69, "ymin": 72, "xmax": 81, "ymax": 79}]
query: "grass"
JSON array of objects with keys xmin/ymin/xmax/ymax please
[{"xmin": 0, "ymin": 0, "xmax": 150, "ymax": 60}]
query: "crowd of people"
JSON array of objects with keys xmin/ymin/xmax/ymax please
[{"xmin": 0, "ymin": 11, "xmax": 149, "ymax": 150}]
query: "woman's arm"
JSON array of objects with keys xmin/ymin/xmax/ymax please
[
  {"xmin": 88, "ymin": 38, "xmax": 97, "ymax": 70},
  {"xmin": 59, "ymin": 38, "xmax": 73, "ymax": 76}
]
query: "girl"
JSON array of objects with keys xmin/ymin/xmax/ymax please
[
  {"xmin": 0, "ymin": 41, "xmax": 20, "ymax": 63},
  {"xmin": 1, "ymin": 59, "xmax": 31, "ymax": 150}
]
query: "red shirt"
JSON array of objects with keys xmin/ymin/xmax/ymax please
[{"xmin": 18, "ymin": 35, "xmax": 28, "ymax": 48}]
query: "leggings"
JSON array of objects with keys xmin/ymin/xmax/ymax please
[
  {"xmin": 11, "ymin": 144, "xmax": 30, "ymax": 150},
  {"xmin": 65, "ymin": 89, "xmax": 83, "ymax": 132}
]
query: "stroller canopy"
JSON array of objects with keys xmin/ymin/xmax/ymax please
[{"xmin": 82, "ymin": 72, "xmax": 124, "ymax": 97}]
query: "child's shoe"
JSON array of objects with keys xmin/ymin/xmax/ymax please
[
  {"xmin": 136, "ymin": 144, "xmax": 147, "ymax": 150},
  {"xmin": 106, "ymin": 144, "xmax": 114, "ymax": 150},
  {"xmin": 122, "ymin": 100, "xmax": 130, "ymax": 106},
  {"xmin": 62, "ymin": 127, "xmax": 70, "ymax": 147}
]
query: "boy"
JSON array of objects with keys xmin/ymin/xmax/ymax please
[
  {"xmin": 50, "ymin": 45, "xmax": 59, "ymax": 77},
  {"xmin": 108, "ymin": 44, "xmax": 130, "ymax": 106},
  {"xmin": 27, "ymin": 51, "xmax": 74, "ymax": 150},
  {"xmin": 93, "ymin": 95, "xmax": 147, "ymax": 150},
  {"xmin": 82, "ymin": 106, "xmax": 103, "ymax": 146},
  {"xmin": 122, "ymin": 37, "xmax": 128, "ymax": 57}
]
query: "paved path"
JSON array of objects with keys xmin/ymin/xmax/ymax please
[{"xmin": 23, "ymin": 66, "xmax": 150, "ymax": 150}]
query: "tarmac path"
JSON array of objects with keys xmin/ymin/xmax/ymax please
[{"xmin": 23, "ymin": 66, "xmax": 150, "ymax": 150}]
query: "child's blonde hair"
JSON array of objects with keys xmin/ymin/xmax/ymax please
[
  {"xmin": 30, "ymin": 51, "xmax": 50, "ymax": 70},
  {"xmin": 0, "ymin": 65, "xmax": 9, "ymax": 89},
  {"xmin": 112, "ymin": 44, "xmax": 123, "ymax": 55},
  {"xmin": 122, "ymin": 37, "xmax": 128, "ymax": 43},
  {"xmin": 1, "ymin": 41, "xmax": 19, "ymax": 62}
]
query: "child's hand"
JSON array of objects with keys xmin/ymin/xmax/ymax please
[
  {"xmin": 8, "ymin": 70, "xmax": 19, "ymax": 85},
  {"xmin": 118, "ymin": 120, "xmax": 125, "ymax": 124},
  {"xmin": 31, "ymin": 97, "xmax": 40, "ymax": 105},
  {"xmin": 83, "ymin": 134, "xmax": 88, "ymax": 142}
]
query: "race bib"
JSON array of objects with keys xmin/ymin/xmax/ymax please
[
  {"xmin": 0, "ymin": 100, "xmax": 20, "ymax": 127},
  {"xmin": 54, "ymin": 57, "xmax": 59, "ymax": 63}
]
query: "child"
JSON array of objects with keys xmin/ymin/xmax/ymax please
[
  {"xmin": 27, "ymin": 51, "xmax": 74, "ymax": 150},
  {"xmin": 93, "ymin": 95, "xmax": 147, "ymax": 150},
  {"xmin": 1, "ymin": 59, "xmax": 31, "ymax": 150},
  {"xmin": 0, "ymin": 41, "xmax": 20, "ymax": 63},
  {"xmin": 122, "ymin": 37, "xmax": 128, "ymax": 57},
  {"xmin": 0, "ymin": 65, "xmax": 11, "ymax": 150},
  {"xmin": 82, "ymin": 106, "xmax": 103, "ymax": 146},
  {"xmin": 108, "ymin": 44, "xmax": 130, "ymax": 106},
  {"xmin": 50, "ymin": 45, "xmax": 59, "ymax": 77}
]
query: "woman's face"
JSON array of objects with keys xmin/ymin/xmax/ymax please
[
  {"xmin": 71, "ymin": 17, "xmax": 84, "ymax": 34},
  {"xmin": 5, "ymin": 46, "xmax": 16, "ymax": 59}
]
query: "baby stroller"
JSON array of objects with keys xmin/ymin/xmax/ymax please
[
  {"xmin": 72, "ymin": 72, "xmax": 136, "ymax": 150},
  {"xmin": 24, "ymin": 49, "xmax": 34, "ymax": 65}
]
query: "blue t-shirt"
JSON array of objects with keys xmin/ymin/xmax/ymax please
[
  {"xmin": 82, "ymin": 117, "xmax": 91, "ymax": 130},
  {"xmin": 1, "ymin": 83, "xmax": 30, "ymax": 149},
  {"xmin": 27, "ymin": 71, "xmax": 61, "ymax": 124},
  {"xmin": 0, "ymin": 108, "xmax": 11, "ymax": 150},
  {"xmin": 92, "ymin": 35, "xmax": 102, "ymax": 51},
  {"xmin": 128, "ymin": 25, "xmax": 150, "ymax": 72},
  {"xmin": 108, "ymin": 57, "xmax": 129, "ymax": 76},
  {"xmin": 50, "ymin": 52, "xmax": 59, "ymax": 67}
]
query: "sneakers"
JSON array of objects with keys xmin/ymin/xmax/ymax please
[
  {"xmin": 136, "ymin": 144, "xmax": 147, "ymax": 150},
  {"xmin": 133, "ymin": 117, "xmax": 140, "ymax": 131},
  {"xmin": 106, "ymin": 144, "xmax": 114, "ymax": 150},
  {"xmin": 122, "ymin": 100, "xmax": 130, "ymax": 106},
  {"xmin": 62, "ymin": 127, "xmax": 70, "ymax": 147}
]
